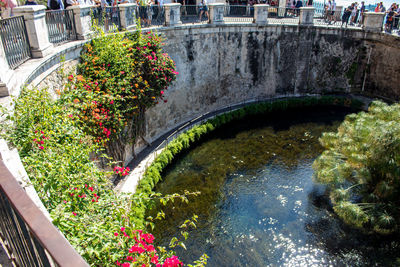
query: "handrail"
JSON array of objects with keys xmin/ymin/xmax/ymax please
[{"xmin": 0, "ymin": 160, "xmax": 89, "ymax": 267}]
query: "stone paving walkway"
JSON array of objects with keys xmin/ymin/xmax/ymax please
[{"xmin": 0, "ymin": 245, "xmax": 11, "ymax": 267}]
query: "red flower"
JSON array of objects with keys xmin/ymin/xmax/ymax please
[
  {"xmin": 39, "ymin": 146, "xmax": 44, "ymax": 150},
  {"xmin": 121, "ymin": 227, "xmax": 125, "ymax": 232},
  {"xmin": 142, "ymin": 233, "xmax": 155, "ymax": 244},
  {"xmin": 114, "ymin": 232, "xmax": 118, "ymax": 236},
  {"xmin": 122, "ymin": 263, "xmax": 130, "ymax": 267},
  {"xmin": 151, "ymin": 255, "xmax": 159, "ymax": 264},
  {"xmin": 72, "ymin": 212, "xmax": 77, "ymax": 216},
  {"xmin": 162, "ymin": 256, "xmax": 182, "ymax": 267}
]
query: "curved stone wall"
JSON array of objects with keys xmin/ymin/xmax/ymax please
[
  {"xmin": 22, "ymin": 24, "xmax": 400, "ymax": 163},
  {"xmin": 143, "ymin": 25, "xmax": 400, "ymax": 147}
]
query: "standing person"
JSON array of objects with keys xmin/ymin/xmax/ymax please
[
  {"xmin": 157, "ymin": 0, "xmax": 164, "ymax": 24},
  {"xmin": 48, "ymin": 0, "xmax": 64, "ymax": 10},
  {"xmin": 374, "ymin": 2, "xmax": 380, "ymax": 12},
  {"xmin": 359, "ymin": 1, "xmax": 365, "ymax": 25},
  {"xmin": 1, "ymin": 0, "xmax": 17, "ymax": 18},
  {"xmin": 25, "ymin": 0, "xmax": 38, "ymax": 5},
  {"xmin": 385, "ymin": 3, "xmax": 396, "ymax": 33},
  {"xmin": 329, "ymin": 0, "xmax": 336, "ymax": 24},
  {"xmin": 379, "ymin": 1, "xmax": 385, "ymax": 12},
  {"xmin": 199, "ymin": 0, "xmax": 208, "ymax": 22},
  {"xmin": 342, "ymin": 3, "xmax": 353, "ymax": 27},
  {"xmin": 350, "ymin": 2, "xmax": 357, "ymax": 25},
  {"xmin": 324, "ymin": 0, "xmax": 331, "ymax": 22}
]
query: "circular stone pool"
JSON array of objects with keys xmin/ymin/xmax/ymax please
[{"xmin": 150, "ymin": 106, "xmax": 400, "ymax": 266}]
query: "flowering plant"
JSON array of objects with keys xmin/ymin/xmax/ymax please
[{"xmin": 66, "ymin": 30, "xmax": 178, "ymax": 145}]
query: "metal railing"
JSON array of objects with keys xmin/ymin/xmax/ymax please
[
  {"xmin": 224, "ymin": 5, "xmax": 253, "ymax": 23},
  {"xmin": 92, "ymin": 6, "xmax": 121, "ymax": 32},
  {"xmin": 181, "ymin": 5, "xmax": 206, "ymax": 24},
  {"xmin": 136, "ymin": 5, "xmax": 165, "ymax": 27},
  {"xmin": 45, "ymin": 9, "xmax": 76, "ymax": 45},
  {"xmin": 268, "ymin": 7, "xmax": 300, "ymax": 24},
  {"xmin": 0, "ymin": 16, "xmax": 31, "ymax": 69},
  {"xmin": 0, "ymin": 160, "xmax": 89, "ymax": 267}
]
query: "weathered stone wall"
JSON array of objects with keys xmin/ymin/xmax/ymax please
[
  {"xmin": 34, "ymin": 25, "xmax": 400, "ymax": 163},
  {"xmin": 144, "ymin": 26, "xmax": 400, "ymax": 146}
]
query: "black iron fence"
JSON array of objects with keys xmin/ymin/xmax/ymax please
[
  {"xmin": 267, "ymin": 7, "xmax": 300, "ymax": 24},
  {"xmin": 181, "ymin": 5, "xmax": 203, "ymax": 24},
  {"xmin": 0, "ymin": 189, "xmax": 52, "ymax": 266},
  {"xmin": 137, "ymin": 5, "xmax": 165, "ymax": 27},
  {"xmin": 0, "ymin": 160, "xmax": 89, "ymax": 267},
  {"xmin": 92, "ymin": 6, "xmax": 121, "ymax": 32},
  {"xmin": 224, "ymin": 5, "xmax": 253, "ymax": 22},
  {"xmin": 45, "ymin": 9, "xmax": 76, "ymax": 45},
  {"xmin": 0, "ymin": 16, "xmax": 31, "ymax": 69}
]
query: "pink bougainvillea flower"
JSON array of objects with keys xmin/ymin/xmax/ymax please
[
  {"xmin": 122, "ymin": 263, "xmax": 130, "ymax": 267},
  {"xmin": 142, "ymin": 233, "xmax": 155, "ymax": 244},
  {"xmin": 126, "ymin": 256, "xmax": 133, "ymax": 261},
  {"xmin": 114, "ymin": 232, "xmax": 118, "ymax": 237},
  {"xmin": 162, "ymin": 256, "xmax": 183, "ymax": 267},
  {"xmin": 151, "ymin": 255, "xmax": 159, "ymax": 264},
  {"xmin": 72, "ymin": 212, "xmax": 77, "ymax": 216},
  {"xmin": 120, "ymin": 227, "xmax": 125, "ymax": 232},
  {"xmin": 39, "ymin": 146, "xmax": 44, "ymax": 150}
]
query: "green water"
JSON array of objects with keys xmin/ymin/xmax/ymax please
[{"xmin": 151, "ymin": 106, "xmax": 400, "ymax": 266}]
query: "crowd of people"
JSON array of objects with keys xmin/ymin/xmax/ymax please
[{"xmin": 1, "ymin": 0, "xmax": 400, "ymax": 34}]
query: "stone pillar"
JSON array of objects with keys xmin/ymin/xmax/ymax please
[
  {"xmin": 299, "ymin": 7, "xmax": 314, "ymax": 25},
  {"xmin": 278, "ymin": 0, "xmax": 286, "ymax": 17},
  {"xmin": 13, "ymin": 5, "xmax": 53, "ymax": 58},
  {"xmin": 254, "ymin": 4, "xmax": 269, "ymax": 25},
  {"xmin": 208, "ymin": 3, "xmax": 225, "ymax": 24},
  {"xmin": 363, "ymin": 12, "xmax": 385, "ymax": 32},
  {"xmin": 68, "ymin": 5, "xmax": 95, "ymax": 40},
  {"xmin": 164, "ymin": 3, "xmax": 182, "ymax": 26},
  {"xmin": 119, "ymin": 3, "xmax": 137, "ymax": 30}
]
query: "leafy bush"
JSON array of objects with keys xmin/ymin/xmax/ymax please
[
  {"xmin": 313, "ymin": 101, "xmax": 400, "ymax": 234},
  {"xmin": 67, "ymin": 30, "xmax": 177, "ymax": 145}
]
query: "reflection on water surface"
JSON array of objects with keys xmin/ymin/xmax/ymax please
[{"xmin": 151, "ymin": 107, "xmax": 400, "ymax": 266}]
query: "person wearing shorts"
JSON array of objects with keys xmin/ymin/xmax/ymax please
[{"xmin": 199, "ymin": 0, "xmax": 209, "ymax": 21}]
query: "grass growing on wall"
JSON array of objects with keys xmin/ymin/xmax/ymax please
[{"xmin": 136, "ymin": 96, "xmax": 364, "ymax": 194}]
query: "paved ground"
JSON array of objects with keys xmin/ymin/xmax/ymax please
[{"xmin": 0, "ymin": 244, "xmax": 11, "ymax": 267}]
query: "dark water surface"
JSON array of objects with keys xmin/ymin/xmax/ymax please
[{"xmin": 151, "ymin": 106, "xmax": 400, "ymax": 266}]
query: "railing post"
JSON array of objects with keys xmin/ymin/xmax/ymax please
[
  {"xmin": 278, "ymin": 0, "xmax": 286, "ymax": 17},
  {"xmin": 208, "ymin": 3, "xmax": 225, "ymax": 24},
  {"xmin": 253, "ymin": 4, "xmax": 269, "ymax": 25},
  {"xmin": 299, "ymin": 7, "xmax": 314, "ymax": 25},
  {"xmin": 119, "ymin": 3, "xmax": 137, "ymax": 30},
  {"xmin": 0, "ymin": 39, "xmax": 11, "ymax": 97},
  {"xmin": 164, "ymin": 3, "xmax": 182, "ymax": 26},
  {"xmin": 362, "ymin": 12, "xmax": 385, "ymax": 32},
  {"xmin": 13, "ymin": 5, "xmax": 53, "ymax": 58},
  {"xmin": 68, "ymin": 5, "xmax": 95, "ymax": 40}
]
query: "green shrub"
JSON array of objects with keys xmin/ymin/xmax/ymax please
[{"xmin": 313, "ymin": 101, "xmax": 400, "ymax": 234}]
